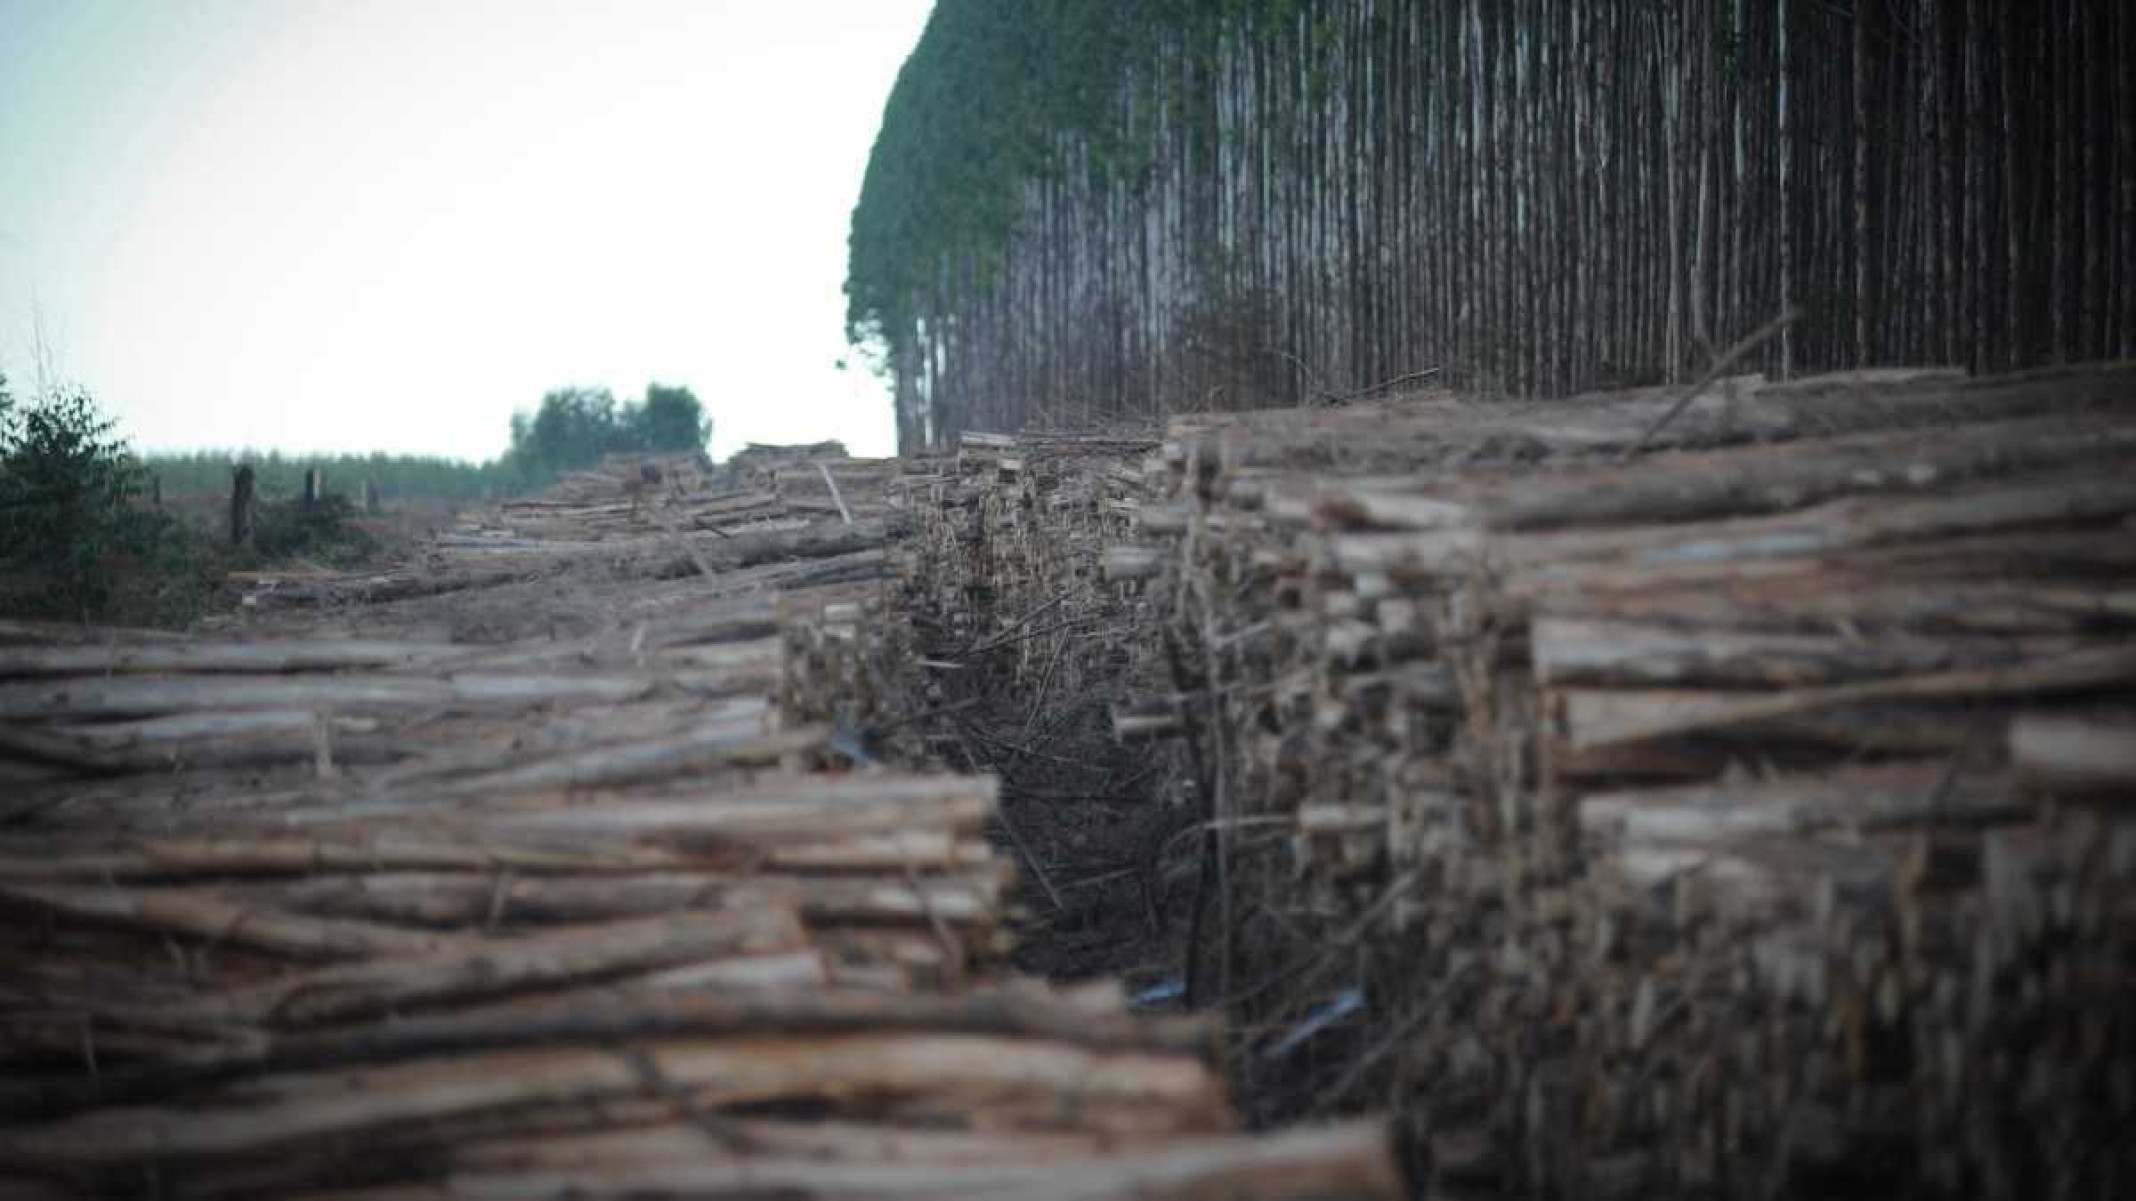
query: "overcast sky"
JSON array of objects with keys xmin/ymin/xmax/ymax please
[{"xmin": 0, "ymin": 0, "xmax": 932, "ymax": 462}]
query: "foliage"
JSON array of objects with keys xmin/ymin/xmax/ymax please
[
  {"xmin": 146, "ymin": 384, "xmax": 710, "ymax": 505},
  {"xmin": 0, "ymin": 372, "xmax": 716, "ymax": 625},
  {"xmin": 853, "ymin": 0, "xmax": 2133, "ymax": 448},
  {"xmin": 0, "ymin": 375, "xmax": 221, "ymax": 625},
  {"xmin": 845, "ymin": 1, "xmax": 1315, "ymax": 355},
  {"xmin": 501, "ymin": 382, "xmax": 711, "ymax": 479},
  {"xmin": 638, "ymin": 383, "xmax": 712, "ymax": 453},
  {"xmin": 250, "ymin": 492, "xmax": 379, "ymax": 567},
  {"xmin": 507, "ymin": 386, "xmax": 623, "ymax": 478}
]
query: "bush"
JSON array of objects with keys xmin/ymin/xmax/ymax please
[
  {"xmin": 0, "ymin": 375, "xmax": 222, "ymax": 626},
  {"xmin": 250, "ymin": 492, "xmax": 379, "ymax": 567}
]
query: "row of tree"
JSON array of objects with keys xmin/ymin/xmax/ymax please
[
  {"xmin": 848, "ymin": 0, "xmax": 2136, "ymax": 450},
  {"xmin": 142, "ymin": 384, "xmax": 712, "ymax": 500},
  {"xmin": 148, "ymin": 451, "xmax": 508, "ymax": 502}
]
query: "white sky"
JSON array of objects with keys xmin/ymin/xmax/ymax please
[{"xmin": 0, "ymin": 0, "xmax": 932, "ymax": 462}]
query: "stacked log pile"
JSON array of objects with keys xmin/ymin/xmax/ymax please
[
  {"xmin": 245, "ymin": 451, "xmax": 902, "ymax": 609},
  {"xmin": 899, "ymin": 433, "xmax": 1162, "ymax": 693},
  {"xmin": 848, "ymin": 433, "xmax": 1196, "ymax": 960},
  {"xmin": 898, "ymin": 363, "xmax": 2136, "ymax": 1198},
  {"xmin": 0, "ymin": 456, "xmax": 1400, "ymax": 1199}
]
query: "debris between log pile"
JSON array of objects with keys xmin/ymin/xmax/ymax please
[
  {"xmin": 876, "ymin": 365, "xmax": 2136, "ymax": 1199},
  {"xmin": 0, "ymin": 448, "xmax": 1402, "ymax": 1200}
]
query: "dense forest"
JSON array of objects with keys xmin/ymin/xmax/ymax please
[{"xmin": 848, "ymin": 0, "xmax": 2136, "ymax": 451}]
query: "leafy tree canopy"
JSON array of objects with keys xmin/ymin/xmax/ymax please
[
  {"xmin": 503, "ymin": 382, "xmax": 712, "ymax": 479},
  {"xmin": 639, "ymin": 383, "xmax": 712, "ymax": 452}
]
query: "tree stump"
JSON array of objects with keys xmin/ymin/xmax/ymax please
[{"xmin": 230, "ymin": 466, "xmax": 256, "ymax": 548}]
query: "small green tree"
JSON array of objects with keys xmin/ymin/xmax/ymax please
[
  {"xmin": 0, "ymin": 377, "xmax": 212, "ymax": 623},
  {"xmin": 504, "ymin": 383, "xmax": 713, "ymax": 480}
]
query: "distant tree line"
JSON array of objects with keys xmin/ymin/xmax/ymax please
[
  {"xmin": 146, "ymin": 450, "xmax": 518, "ymax": 501},
  {"xmin": 1, "ymin": 375, "xmax": 715, "ymax": 624},
  {"xmin": 848, "ymin": 0, "xmax": 2136, "ymax": 450},
  {"xmin": 146, "ymin": 383, "xmax": 712, "ymax": 500}
]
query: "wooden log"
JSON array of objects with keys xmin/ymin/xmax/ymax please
[
  {"xmin": 1607, "ymin": 837, "xmax": 1898, "ymax": 928},
  {"xmin": 10, "ymin": 979, "xmax": 1218, "ymax": 1122},
  {"xmin": 1328, "ymin": 528, "xmax": 1489, "ymax": 578},
  {"xmin": 1506, "ymin": 469, "xmax": 2136, "ymax": 578},
  {"xmin": 255, "ymin": 870, "xmax": 1005, "ymax": 930},
  {"xmin": 651, "ymin": 635, "xmax": 782, "ymax": 673},
  {"xmin": 0, "ymin": 673, "xmax": 656, "ymax": 721},
  {"xmin": 0, "ymin": 1035, "xmax": 1231, "ymax": 1168},
  {"xmin": 642, "ymin": 947, "xmax": 830, "ymax": 992},
  {"xmin": 0, "ymin": 620, "xmax": 193, "ymax": 648},
  {"xmin": 165, "ymin": 906, "xmax": 807, "ymax": 1027},
  {"xmin": 421, "ymin": 723, "xmax": 818, "ymax": 799},
  {"xmin": 1113, "ymin": 705, "xmax": 1184, "ymax": 742},
  {"xmin": 2009, "ymin": 714, "xmax": 2136, "ymax": 792},
  {"xmin": 283, "ymin": 1119, "xmax": 1398, "ymax": 1200},
  {"xmin": 1533, "ymin": 618, "xmax": 2084, "ymax": 688},
  {"xmin": 0, "ymin": 880, "xmax": 462, "ymax": 961},
  {"xmin": 1171, "ymin": 361, "xmax": 2136, "ymax": 462},
  {"xmin": 1313, "ymin": 489, "xmax": 1480, "ymax": 532},
  {"xmin": 8, "ymin": 710, "xmax": 399, "ymax": 775},
  {"xmin": 1104, "ymin": 544, "xmax": 1167, "ymax": 581},
  {"xmin": 767, "ymin": 833, "xmax": 996, "ymax": 873},
  {"xmin": 1570, "ymin": 577, "xmax": 2136, "ymax": 636},
  {"xmin": 0, "ymin": 640, "xmax": 464, "ymax": 678},
  {"xmin": 1517, "ymin": 534, "xmax": 2136, "ymax": 634},
  {"xmin": 1554, "ymin": 644, "xmax": 2136, "ymax": 750},
  {"xmin": 455, "ymin": 772, "xmax": 991, "ymax": 850},
  {"xmin": 440, "ymin": 1117, "xmax": 1116, "ymax": 1172},
  {"xmin": 1298, "ymin": 804, "xmax": 1389, "ymax": 834},
  {"xmin": 0, "ymin": 834, "xmax": 695, "ymax": 883},
  {"xmin": 1579, "ymin": 762, "xmax": 2025, "ymax": 845},
  {"xmin": 1440, "ymin": 415, "xmax": 2136, "ymax": 533}
]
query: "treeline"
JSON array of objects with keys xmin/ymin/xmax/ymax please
[
  {"xmin": 145, "ymin": 383, "xmax": 713, "ymax": 500},
  {"xmin": 3, "ymin": 376, "xmax": 714, "ymax": 625},
  {"xmin": 145, "ymin": 451, "xmax": 514, "ymax": 501},
  {"xmin": 848, "ymin": 0, "xmax": 2136, "ymax": 450}
]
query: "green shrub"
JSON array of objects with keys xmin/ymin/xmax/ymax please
[
  {"xmin": 250, "ymin": 492, "xmax": 379, "ymax": 567},
  {"xmin": 0, "ymin": 375, "xmax": 222, "ymax": 626}
]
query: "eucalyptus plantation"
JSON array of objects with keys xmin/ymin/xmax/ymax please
[{"xmin": 848, "ymin": 0, "xmax": 2136, "ymax": 450}]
